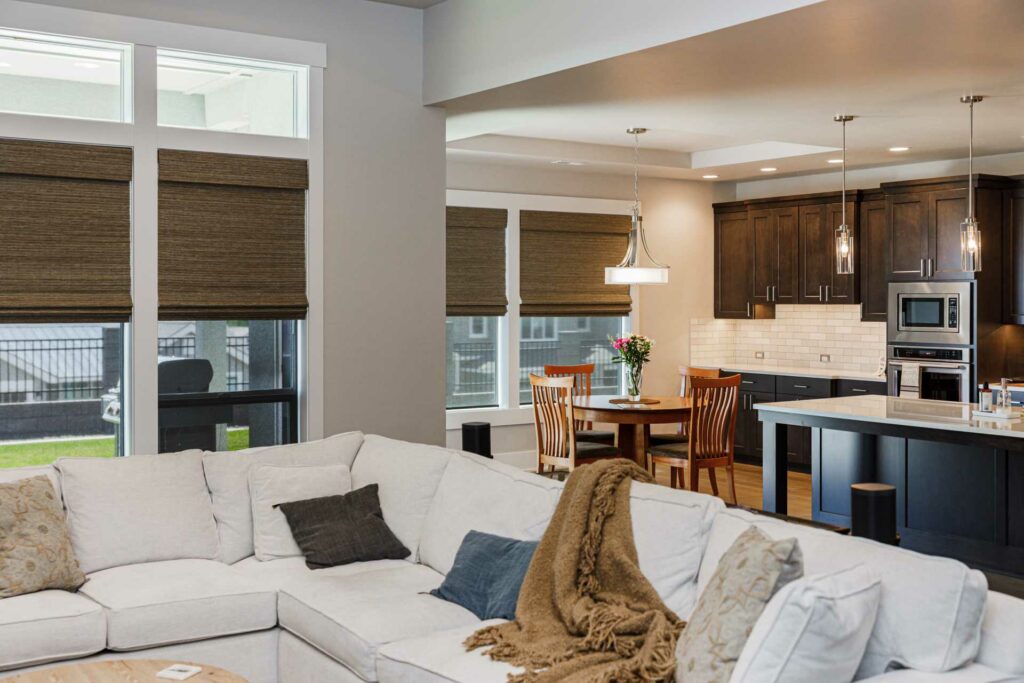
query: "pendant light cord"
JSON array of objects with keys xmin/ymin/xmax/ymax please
[
  {"xmin": 968, "ymin": 99, "xmax": 974, "ymax": 219},
  {"xmin": 633, "ymin": 130, "xmax": 640, "ymax": 214},
  {"xmin": 841, "ymin": 119, "xmax": 847, "ymax": 226}
]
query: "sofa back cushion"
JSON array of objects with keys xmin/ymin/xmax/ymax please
[
  {"xmin": 697, "ymin": 508, "xmax": 987, "ymax": 679},
  {"xmin": 629, "ymin": 481, "xmax": 725, "ymax": 619},
  {"xmin": 202, "ymin": 431, "xmax": 364, "ymax": 563},
  {"xmin": 418, "ymin": 452, "xmax": 560, "ymax": 575},
  {"xmin": 55, "ymin": 450, "xmax": 219, "ymax": 574},
  {"xmin": 350, "ymin": 435, "xmax": 453, "ymax": 561}
]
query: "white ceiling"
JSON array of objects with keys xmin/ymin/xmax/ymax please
[
  {"xmin": 440, "ymin": 0, "xmax": 1024, "ymax": 181},
  {"xmin": 368, "ymin": 0, "xmax": 446, "ymax": 8}
]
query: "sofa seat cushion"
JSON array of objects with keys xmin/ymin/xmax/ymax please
[
  {"xmin": 0, "ymin": 589, "xmax": 106, "ymax": 671},
  {"xmin": 376, "ymin": 620, "xmax": 522, "ymax": 683},
  {"xmin": 698, "ymin": 508, "xmax": 988, "ymax": 680},
  {"xmin": 278, "ymin": 562, "xmax": 479, "ymax": 681},
  {"xmin": 232, "ymin": 554, "xmax": 413, "ymax": 592},
  {"xmin": 80, "ymin": 559, "xmax": 277, "ymax": 651},
  {"xmin": 857, "ymin": 664, "xmax": 1019, "ymax": 682}
]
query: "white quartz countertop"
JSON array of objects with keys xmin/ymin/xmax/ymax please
[
  {"xmin": 695, "ymin": 363, "xmax": 886, "ymax": 382},
  {"xmin": 756, "ymin": 394, "xmax": 1024, "ymax": 439}
]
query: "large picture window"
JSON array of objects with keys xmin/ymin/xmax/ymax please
[
  {"xmin": 0, "ymin": 323, "xmax": 124, "ymax": 468},
  {"xmin": 446, "ymin": 316, "xmax": 499, "ymax": 409}
]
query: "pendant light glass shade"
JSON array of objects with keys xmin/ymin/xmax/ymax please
[
  {"xmin": 605, "ymin": 128, "xmax": 669, "ymax": 285},
  {"xmin": 834, "ymin": 115, "xmax": 855, "ymax": 275},
  {"xmin": 960, "ymin": 96, "xmax": 983, "ymax": 273}
]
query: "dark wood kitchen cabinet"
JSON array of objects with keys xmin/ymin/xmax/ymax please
[
  {"xmin": 1007, "ymin": 185, "xmax": 1024, "ymax": 325},
  {"xmin": 798, "ymin": 201, "xmax": 857, "ymax": 304},
  {"xmin": 750, "ymin": 207, "xmax": 798, "ymax": 305},
  {"xmin": 714, "ymin": 208, "xmax": 753, "ymax": 319},
  {"xmin": 858, "ymin": 194, "xmax": 888, "ymax": 322},
  {"xmin": 735, "ymin": 390, "xmax": 774, "ymax": 460}
]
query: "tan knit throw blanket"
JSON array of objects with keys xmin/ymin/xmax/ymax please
[{"xmin": 465, "ymin": 458, "xmax": 683, "ymax": 683}]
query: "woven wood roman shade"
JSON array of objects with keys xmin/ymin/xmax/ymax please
[
  {"xmin": 446, "ymin": 206, "xmax": 508, "ymax": 316},
  {"xmin": 0, "ymin": 138, "xmax": 132, "ymax": 322},
  {"xmin": 158, "ymin": 150, "xmax": 309, "ymax": 320},
  {"xmin": 520, "ymin": 210, "xmax": 632, "ymax": 316}
]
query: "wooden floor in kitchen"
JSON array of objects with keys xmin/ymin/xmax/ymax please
[{"xmin": 649, "ymin": 461, "xmax": 812, "ymax": 520}]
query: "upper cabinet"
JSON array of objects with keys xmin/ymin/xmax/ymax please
[
  {"xmin": 714, "ymin": 207, "xmax": 753, "ymax": 319},
  {"xmin": 1005, "ymin": 185, "xmax": 1024, "ymax": 325},
  {"xmin": 798, "ymin": 201, "xmax": 857, "ymax": 304},
  {"xmin": 858, "ymin": 194, "xmax": 888, "ymax": 322},
  {"xmin": 750, "ymin": 207, "xmax": 798, "ymax": 306}
]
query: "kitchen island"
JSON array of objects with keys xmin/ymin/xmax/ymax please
[{"xmin": 757, "ymin": 394, "xmax": 1024, "ymax": 575}]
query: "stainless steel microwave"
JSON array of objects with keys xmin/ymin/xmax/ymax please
[{"xmin": 887, "ymin": 281, "xmax": 972, "ymax": 346}]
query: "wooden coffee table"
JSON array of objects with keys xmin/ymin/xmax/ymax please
[{"xmin": 7, "ymin": 659, "xmax": 247, "ymax": 682}]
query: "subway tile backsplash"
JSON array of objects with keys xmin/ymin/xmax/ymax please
[{"xmin": 690, "ymin": 305, "xmax": 886, "ymax": 375}]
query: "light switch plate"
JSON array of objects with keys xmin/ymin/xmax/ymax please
[
  {"xmin": 754, "ymin": 351, "xmax": 765, "ymax": 359},
  {"xmin": 820, "ymin": 354, "xmax": 831, "ymax": 363}
]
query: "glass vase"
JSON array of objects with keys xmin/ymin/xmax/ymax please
[{"xmin": 627, "ymin": 363, "xmax": 644, "ymax": 399}]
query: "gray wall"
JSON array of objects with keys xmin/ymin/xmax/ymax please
[{"xmin": 25, "ymin": 0, "xmax": 448, "ymax": 445}]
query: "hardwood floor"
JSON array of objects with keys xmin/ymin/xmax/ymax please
[{"xmin": 648, "ymin": 461, "xmax": 812, "ymax": 520}]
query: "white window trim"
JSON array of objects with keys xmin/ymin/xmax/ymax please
[
  {"xmin": 0, "ymin": 2, "xmax": 326, "ymax": 452},
  {"xmin": 445, "ymin": 190, "xmax": 640, "ymax": 428}
]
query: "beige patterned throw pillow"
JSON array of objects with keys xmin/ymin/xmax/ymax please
[
  {"xmin": 0, "ymin": 475, "xmax": 85, "ymax": 598},
  {"xmin": 675, "ymin": 526, "xmax": 803, "ymax": 683}
]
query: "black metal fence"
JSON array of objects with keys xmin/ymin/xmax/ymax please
[{"xmin": 0, "ymin": 338, "xmax": 107, "ymax": 404}]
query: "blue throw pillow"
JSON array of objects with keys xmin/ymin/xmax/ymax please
[{"xmin": 430, "ymin": 530, "xmax": 538, "ymax": 620}]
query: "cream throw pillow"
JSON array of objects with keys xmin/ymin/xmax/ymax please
[
  {"xmin": 0, "ymin": 476, "xmax": 85, "ymax": 598},
  {"xmin": 674, "ymin": 526, "xmax": 803, "ymax": 683}
]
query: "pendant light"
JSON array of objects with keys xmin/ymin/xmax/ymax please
[
  {"xmin": 834, "ymin": 115, "xmax": 855, "ymax": 275},
  {"xmin": 605, "ymin": 128, "xmax": 669, "ymax": 285},
  {"xmin": 960, "ymin": 95, "xmax": 983, "ymax": 272}
]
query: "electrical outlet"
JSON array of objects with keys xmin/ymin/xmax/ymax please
[
  {"xmin": 754, "ymin": 351, "xmax": 765, "ymax": 359},
  {"xmin": 820, "ymin": 354, "xmax": 831, "ymax": 363}
]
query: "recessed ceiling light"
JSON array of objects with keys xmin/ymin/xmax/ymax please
[
  {"xmin": 73, "ymin": 61, "xmax": 100, "ymax": 69},
  {"xmin": 551, "ymin": 160, "xmax": 585, "ymax": 166},
  {"xmin": 888, "ymin": 146, "xmax": 910, "ymax": 152},
  {"xmin": 827, "ymin": 159, "xmax": 844, "ymax": 164},
  {"xmin": 760, "ymin": 167, "xmax": 777, "ymax": 173},
  {"xmin": 702, "ymin": 174, "xmax": 719, "ymax": 179}
]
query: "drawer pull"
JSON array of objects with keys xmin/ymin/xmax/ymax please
[
  {"xmin": 851, "ymin": 388, "xmax": 868, "ymax": 393},
  {"xmin": 793, "ymin": 384, "xmax": 809, "ymax": 389},
  {"xmin": 741, "ymin": 380, "xmax": 755, "ymax": 385}
]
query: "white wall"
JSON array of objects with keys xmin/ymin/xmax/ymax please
[
  {"xmin": 26, "ymin": 0, "xmax": 448, "ymax": 445},
  {"xmin": 423, "ymin": 0, "xmax": 826, "ymax": 104},
  {"xmin": 734, "ymin": 151, "xmax": 1024, "ymax": 200},
  {"xmin": 446, "ymin": 160, "xmax": 715, "ymax": 457}
]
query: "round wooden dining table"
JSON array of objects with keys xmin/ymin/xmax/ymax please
[{"xmin": 573, "ymin": 395, "xmax": 691, "ymax": 468}]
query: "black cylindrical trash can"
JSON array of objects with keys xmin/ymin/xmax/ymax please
[
  {"xmin": 461, "ymin": 421, "xmax": 492, "ymax": 458},
  {"xmin": 851, "ymin": 483, "xmax": 898, "ymax": 545}
]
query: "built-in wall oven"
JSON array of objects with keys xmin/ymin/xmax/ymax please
[
  {"xmin": 887, "ymin": 281, "xmax": 972, "ymax": 346},
  {"xmin": 886, "ymin": 345, "xmax": 972, "ymax": 403}
]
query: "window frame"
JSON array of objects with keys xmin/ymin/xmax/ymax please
[
  {"xmin": 444, "ymin": 190, "xmax": 638, "ymax": 430},
  {"xmin": 0, "ymin": 3, "xmax": 326, "ymax": 455}
]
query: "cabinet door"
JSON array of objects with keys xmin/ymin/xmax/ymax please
[
  {"xmin": 715, "ymin": 212, "xmax": 753, "ymax": 318},
  {"xmin": 859, "ymin": 199, "xmax": 888, "ymax": 322},
  {"xmin": 930, "ymin": 189, "xmax": 972, "ymax": 280},
  {"xmin": 749, "ymin": 391, "xmax": 775, "ymax": 461},
  {"xmin": 798, "ymin": 204, "xmax": 830, "ymax": 303},
  {"xmin": 775, "ymin": 392, "xmax": 812, "ymax": 466},
  {"xmin": 887, "ymin": 194, "xmax": 929, "ymax": 280},
  {"xmin": 750, "ymin": 208, "xmax": 774, "ymax": 305},
  {"xmin": 1008, "ymin": 190, "xmax": 1024, "ymax": 324},
  {"xmin": 775, "ymin": 207, "xmax": 799, "ymax": 303},
  {"xmin": 826, "ymin": 202, "xmax": 858, "ymax": 303}
]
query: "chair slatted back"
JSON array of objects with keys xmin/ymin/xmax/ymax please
[
  {"xmin": 680, "ymin": 365, "xmax": 722, "ymax": 397},
  {"xmin": 687, "ymin": 374, "xmax": 741, "ymax": 461},
  {"xmin": 530, "ymin": 373, "xmax": 577, "ymax": 467},
  {"xmin": 545, "ymin": 363, "xmax": 596, "ymax": 431}
]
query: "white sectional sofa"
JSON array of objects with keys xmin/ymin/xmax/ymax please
[{"xmin": 1, "ymin": 432, "xmax": 1023, "ymax": 682}]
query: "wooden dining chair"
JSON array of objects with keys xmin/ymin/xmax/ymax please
[
  {"xmin": 648, "ymin": 374, "xmax": 740, "ymax": 502},
  {"xmin": 649, "ymin": 366, "xmax": 722, "ymax": 447},
  {"xmin": 544, "ymin": 363, "xmax": 615, "ymax": 445},
  {"xmin": 529, "ymin": 374, "xmax": 620, "ymax": 473}
]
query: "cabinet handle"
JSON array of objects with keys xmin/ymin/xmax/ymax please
[
  {"xmin": 793, "ymin": 384, "xmax": 809, "ymax": 389},
  {"xmin": 742, "ymin": 380, "xmax": 755, "ymax": 385},
  {"xmin": 766, "ymin": 286, "xmax": 771, "ymax": 301},
  {"xmin": 920, "ymin": 259, "xmax": 925, "ymax": 277},
  {"xmin": 928, "ymin": 259, "xmax": 934, "ymax": 278},
  {"xmin": 818, "ymin": 284, "xmax": 823, "ymax": 300},
  {"xmin": 772, "ymin": 285, "xmax": 777, "ymax": 302},
  {"xmin": 747, "ymin": 302, "xmax": 751, "ymax": 318},
  {"xmin": 825, "ymin": 285, "xmax": 830, "ymax": 302},
  {"xmin": 851, "ymin": 388, "xmax": 868, "ymax": 393}
]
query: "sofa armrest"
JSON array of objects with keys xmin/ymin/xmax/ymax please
[{"xmin": 975, "ymin": 591, "xmax": 1024, "ymax": 675}]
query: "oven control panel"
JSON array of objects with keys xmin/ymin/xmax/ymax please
[
  {"xmin": 948, "ymin": 296, "xmax": 958, "ymax": 329},
  {"xmin": 889, "ymin": 346, "xmax": 969, "ymax": 362}
]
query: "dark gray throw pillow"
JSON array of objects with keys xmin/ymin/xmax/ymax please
[
  {"xmin": 276, "ymin": 484, "xmax": 410, "ymax": 568},
  {"xmin": 429, "ymin": 530, "xmax": 537, "ymax": 620}
]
